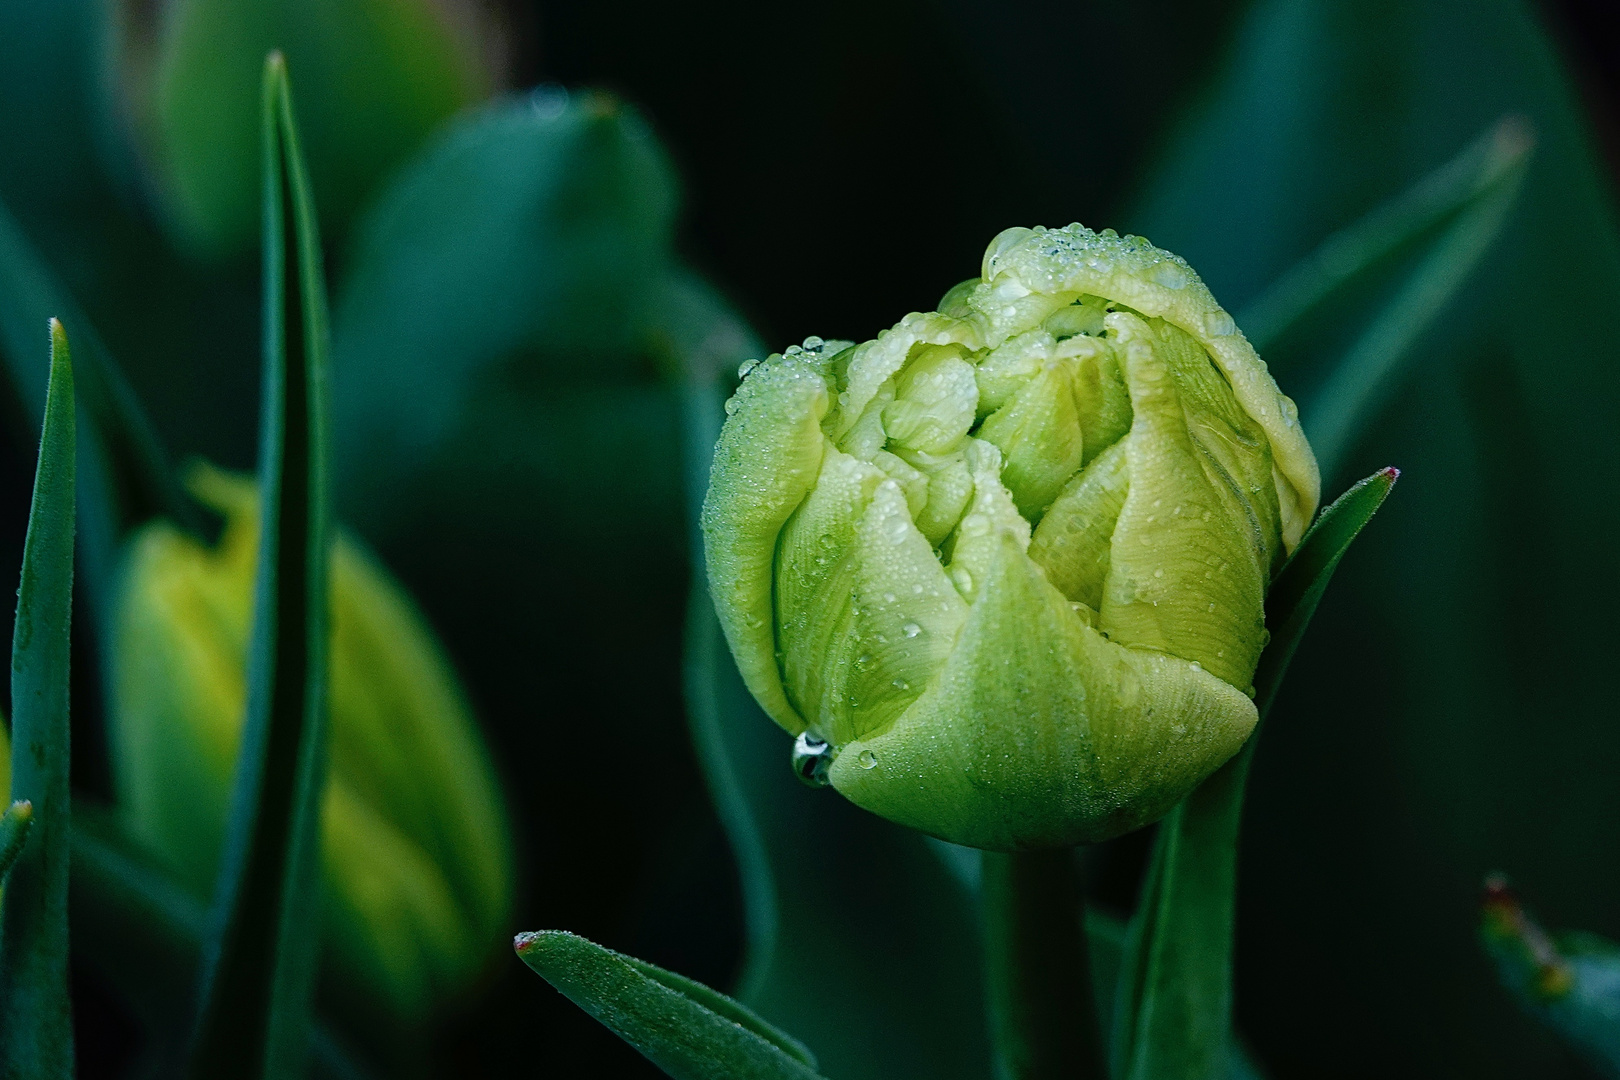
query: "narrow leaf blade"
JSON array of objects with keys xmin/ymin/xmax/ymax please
[
  {"xmin": 516, "ymin": 930, "xmax": 826, "ymax": 1080},
  {"xmin": 187, "ymin": 52, "xmax": 332, "ymax": 1080},
  {"xmin": 0, "ymin": 317, "xmax": 77, "ymax": 1079},
  {"xmin": 1116, "ymin": 468, "xmax": 1397, "ymax": 1080}
]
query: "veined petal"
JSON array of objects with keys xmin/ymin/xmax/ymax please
[
  {"xmin": 1100, "ymin": 315, "xmax": 1268, "ymax": 688},
  {"xmin": 973, "ymin": 225, "xmax": 1318, "ymax": 547},
  {"xmin": 702, "ymin": 351, "xmax": 831, "ymax": 732},
  {"xmin": 776, "ymin": 448, "xmax": 886, "ymax": 735},
  {"xmin": 828, "ymin": 529, "xmax": 1256, "ymax": 850},
  {"xmin": 838, "ymin": 481, "xmax": 969, "ymax": 743},
  {"xmin": 1028, "ymin": 438, "xmax": 1129, "ymax": 612}
]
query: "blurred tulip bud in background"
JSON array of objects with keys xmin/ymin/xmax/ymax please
[
  {"xmin": 704, "ymin": 224, "xmax": 1320, "ymax": 851},
  {"xmin": 110, "ymin": 464, "xmax": 513, "ymax": 1019},
  {"xmin": 110, "ymin": 0, "xmax": 500, "ymax": 259}
]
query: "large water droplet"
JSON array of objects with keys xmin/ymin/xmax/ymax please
[
  {"xmin": 902, "ymin": 622, "xmax": 922, "ymax": 638},
  {"xmin": 792, "ymin": 733, "xmax": 834, "ymax": 787},
  {"xmin": 857, "ymin": 749, "xmax": 879, "ymax": 770},
  {"xmin": 1202, "ymin": 310, "xmax": 1237, "ymax": 337},
  {"xmin": 737, "ymin": 357, "xmax": 761, "ymax": 380}
]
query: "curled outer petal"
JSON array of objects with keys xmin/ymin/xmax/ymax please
[{"xmin": 703, "ymin": 225, "xmax": 1319, "ymax": 850}]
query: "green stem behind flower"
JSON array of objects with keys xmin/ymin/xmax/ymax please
[{"xmin": 983, "ymin": 848, "xmax": 1106, "ymax": 1080}]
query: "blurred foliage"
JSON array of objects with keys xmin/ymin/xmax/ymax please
[
  {"xmin": 1482, "ymin": 877, "xmax": 1620, "ymax": 1078},
  {"xmin": 0, "ymin": 0, "xmax": 1617, "ymax": 1076},
  {"xmin": 111, "ymin": 465, "xmax": 513, "ymax": 1023},
  {"xmin": 121, "ymin": 0, "xmax": 495, "ymax": 259}
]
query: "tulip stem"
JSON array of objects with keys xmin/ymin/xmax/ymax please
[{"xmin": 982, "ymin": 848, "xmax": 1106, "ymax": 1080}]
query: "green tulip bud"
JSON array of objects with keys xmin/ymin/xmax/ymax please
[
  {"xmin": 110, "ymin": 464, "xmax": 513, "ymax": 1018},
  {"xmin": 703, "ymin": 224, "xmax": 1319, "ymax": 850}
]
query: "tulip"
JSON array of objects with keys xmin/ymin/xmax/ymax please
[
  {"xmin": 703, "ymin": 224, "xmax": 1319, "ymax": 850},
  {"xmin": 110, "ymin": 464, "xmax": 512, "ymax": 1017}
]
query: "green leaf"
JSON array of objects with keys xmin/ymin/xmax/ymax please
[
  {"xmin": 0, "ymin": 802, "xmax": 32, "ymax": 887},
  {"xmin": 1113, "ymin": 468, "xmax": 1396, "ymax": 1080},
  {"xmin": 679, "ymin": 355, "xmax": 992, "ymax": 1080},
  {"xmin": 148, "ymin": 0, "xmax": 491, "ymax": 258},
  {"xmin": 1238, "ymin": 115, "xmax": 1532, "ymax": 354},
  {"xmin": 1481, "ymin": 877, "xmax": 1620, "ymax": 1078},
  {"xmin": 515, "ymin": 930, "xmax": 826, "ymax": 1080},
  {"xmin": 331, "ymin": 87, "xmax": 679, "ymax": 537},
  {"xmin": 0, "ymin": 197, "xmax": 196, "ymax": 623},
  {"xmin": 1301, "ymin": 149, "xmax": 1528, "ymax": 480},
  {"xmin": 0, "ymin": 317, "xmax": 77, "ymax": 1079},
  {"xmin": 186, "ymin": 53, "xmax": 332, "ymax": 1080}
]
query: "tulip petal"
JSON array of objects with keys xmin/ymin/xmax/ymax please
[
  {"xmin": 1028, "ymin": 438, "xmax": 1130, "ymax": 612},
  {"xmin": 1100, "ymin": 315, "xmax": 1269, "ymax": 689},
  {"xmin": 975, "ymin": 225, "xmax": 1319, "ymax": 548},
  {"xmin": 775, "ymin": 447, "xmax": 885, "ymax": 735},
  {"xmin": 830, "ymin": 530, "xmax": 1256, "ymax": 850},
  {"xmin": 702, "ymin": 352, "xmax": 831, "ymax": 732},
  {"xmin": 839, "ymin": 480, "xmax": 969, "ymax": 743},
  {"xmin": 977, "ymin": 360, "xmax": 1087, "ymax": 521}
]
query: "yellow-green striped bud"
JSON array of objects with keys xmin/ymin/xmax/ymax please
[
  {"xmin": 703, "ymin": 224, "xmax": 1319, "ymax": 850},
  {"xmin": 110, "ymin": 464, "xmax": 513, "ymax": 1018}
]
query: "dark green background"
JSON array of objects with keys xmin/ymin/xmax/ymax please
[{"xmin": 2, "ymin": 0, "xmax": 1618, "ymax": 1076}]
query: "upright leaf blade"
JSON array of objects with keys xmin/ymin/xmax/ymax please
[
  {"xmin": 1114, "ymin": 469, "xmax": 1397, "ymax": 1080},
  {"xmin": 515, "ymin": 930, "xmax": 826, "ymax": 1080},
  {"xmin": 187, "ymin": 52, "xmax": 332, "ymax": 1080},
  {"xmin": 0, "ymin": 318, "xmax": 76, "ymax": 1079}
]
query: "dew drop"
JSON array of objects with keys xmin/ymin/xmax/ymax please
[
  {"xmin": 892, "ymin": 679, "xmax": 910, "ymax": 691},
  {"xmin": 1189, "ymin": 661, "xmax": 1202, "ymax": 672},
  {"xmin": 857, "ymin": 749, "xmax": 879, "ymax": 770},
  {"xmin": 1202, "ymin": 310, "xmax": 1237, "ymax": 337},
  {"xmin": 1207, "ymin": 602, "xmax": 1216, "ymax": 612},
  {"xmin": 736, "ymin": 357, "xmax": 761, "ymax": 379},
  {"xmin": 1153, "ymin": 568, "xmax": 1165, "ymax": 579},
  {"xmin": 902, "ymin": 622, "xmax": 922, "ymax": 638},
  {"xmin": 791, "ymin": 732, "xmax": 834, "ymax": 787},
  {"xmin": 724, "ymin": 397, "xmax": 741, "ymax": 416},
  {"xmin": 951, "ymin": 568, "xmax": 974, "ymax": 594}
]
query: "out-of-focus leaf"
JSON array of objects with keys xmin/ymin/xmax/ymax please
[
  {"xmin": 332, "ymin": 86, "xmax": 677, "ymax": 534},
  {"xmin": 0, "ymin": 318, "xmax": 76, "ymax": 1079},
  {"xmin": 145, "ymin": 0, "xmax": 491, "ymax": 258},
  {"xmin": 1239, "ymin": 115, "xmax": 1532, "ymax": 353},
  {"xmin": 0, "ymin": 801, "xmax": 32, "ymax": 887},
  {"xmin": 1125, "ymin": 3, "xmax": 1620, "ymax": 1074},
  {"xmin": 1302, "ymin": 153, "xmax": 1527, "ymax": 479},
  {"xmin": 71, "ymin": 808, "xmax": 375, "ymax": 1079},
  {"xmin": 1482, "ymin": 877, "xmax": 1620, "ymax": 1077},
  {"xmin": 1114, "ymin": 469, "xmax": 1395, "ymax": 1080},
  {"xmin": 187, "ymin": 54, "xmax": 331, "ymax": 1079},
  {"xmin": 0, "ymin": 197, "xmax": 195, "ymax": 623},
  {"xmin": 679, "ymin": 358, "xmax": 993, "ymax": 1080},
  {"xmin": 516, "ymin": 930, "xmax": 825, "ymax": 1080}
]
